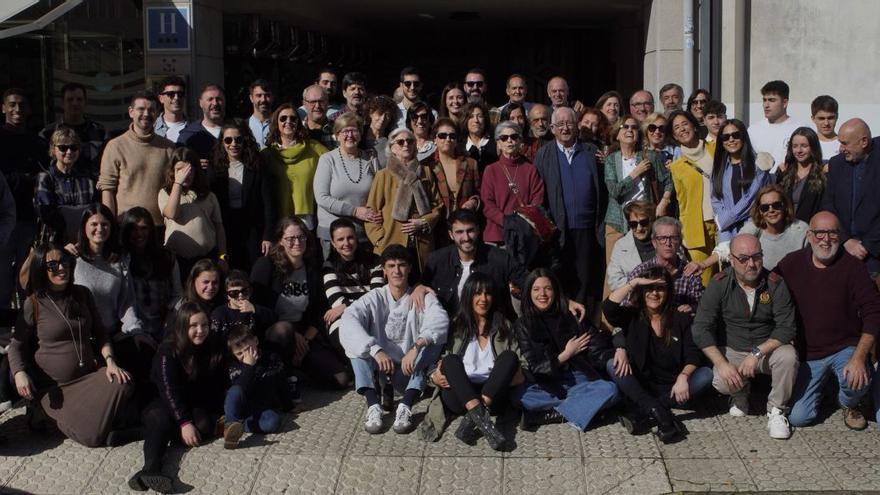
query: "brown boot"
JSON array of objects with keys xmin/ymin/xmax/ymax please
[
  {"xmin": 223, "ymin": 421, "xmax": 244, "ymax": 449},
  {"xmin": 843, "ymin": 407, "xmax": 867, "ymax": 431}
]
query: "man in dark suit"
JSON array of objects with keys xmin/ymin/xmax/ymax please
[
  {"xmin": 821, "ymin": 118, "xmax": 880, "ymax": 281},
  {"xmin": 177, "ymin": 83, "xmax": 226, "ymax": 169},
  {"xmin": 533, "ymin": 106, "xmax": 606, "ymax": 305}
]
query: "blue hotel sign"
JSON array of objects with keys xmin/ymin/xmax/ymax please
[{"xmin": 146, "ymin": 6, "xmax": 191, "ymax": 51}]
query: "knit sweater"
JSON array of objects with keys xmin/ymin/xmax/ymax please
[
  {"xmin": 262, "ymin": 140, "xmax": 328, "ymax": 220},
  {"xmin": 480, "ymin": 155, "xmax": 545, "ymax": 243},
  {"xmin": 97, "ymin": 126, "xmax": 175, "ymax": 225},
  {"xmin": 313, "ymin": 148, "xmax": 381, "ymax": 240},
  {"xmin": 73, "ymin": 254, "xmax": 143, "ymax": 335}
]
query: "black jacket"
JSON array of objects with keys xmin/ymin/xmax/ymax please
[
  {"xmin": 250, "ymin": 255, "xmax": 326, "ymax": 329},
  {"xmin": 209, "ymin": 163, "xmax": 276, "ymax": 255},
  {"xmin": 421, "ymin": 242, "xmax": 526, "ymax": 318},
  {"xmin": 776, "ymin": 173, "xmax": 824, "ymax": 223},
  {"xmin": 602, "ymin": 299, "xmax": 703, "ymax": 379},
  {"xmin": 513, "ymin": 310, "xmax": 613, "ymax": 382},
  {"xmin": 227, "ymin": 348, "xmax": 291, "ymax": 409},
  {"xmin": 151, "ymin": 341, "xmax": 227, "ymax": 426},
  {"xmin": 177, "ymin": 121, "xmax": 218, "ymax": 161}
]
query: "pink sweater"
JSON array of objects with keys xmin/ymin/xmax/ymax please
[{"xmin": 480, "ymin": 155, "xmax": 545, "ymax": 242}]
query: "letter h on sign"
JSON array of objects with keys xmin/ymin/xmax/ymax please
[{"xmin": 146, "ymin": 6, "xmax": 191, "ymax": 51}]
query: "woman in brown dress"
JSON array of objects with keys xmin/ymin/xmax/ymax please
[{"xmin": 9, "ymin": 242, "xmax": 133, "ymax": 447}]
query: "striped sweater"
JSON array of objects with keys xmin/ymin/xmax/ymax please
[{"xmin": 322, "ymin": 255, "xmax": 384, "ymax": 333}]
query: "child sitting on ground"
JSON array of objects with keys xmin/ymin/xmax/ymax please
[
  {"xmin": 223, "ymin": 324, "xmax": 293, "ymax": 449},
  {"xmin": 211, "ymin": 269, "xmax": 275, "ymax": 338}
]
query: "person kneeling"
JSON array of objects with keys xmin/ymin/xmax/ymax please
[
  {"xmin": 340, "ymin": 244, "xmax": 448, "ymax": 434},
  {"xmin": 419, "ymin": 273, "xmax": 523, "ymax": 450},
  {"xmin": 603, "ymin": 267, "xmax": 713, "ymax": 443},
  {"xmin": 223, "ymin": 324, "xmax": 292, "ymax": 449}
]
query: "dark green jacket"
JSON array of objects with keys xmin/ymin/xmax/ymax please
[{"xmin": 691, "ymin": 266, "xmax": 796, "ymax": 352}]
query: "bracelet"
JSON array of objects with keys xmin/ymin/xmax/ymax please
[
  {"xmin": 679, "ymin": 371, "xmax": 691, "ymax": 378},
  {"xmin": 174, "ymin": 182, "xmax": 184, "ymax": 186}
]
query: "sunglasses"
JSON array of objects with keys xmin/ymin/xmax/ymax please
[
  {"xmin": 644, "ymin": 284, "xmax": 668, "ymax": 293},
  {"xmin": 278, "ymin": 114, "xmax": 298, "ymax": 123},
  {"xmin": 464, "ymin": 81, "xmax": 485, "ymax": 88},
  {"xmin": 227, "ymin": 288, "xmax": 252, "ymax": 299},
  {"xmin": 436, "ymin": 132, "xmax": 457, "ymax": 140},
  {"xmin": 647, "ymin": 124, "xmax": 665, "ymax": 133},
  {"xmin": 394, "ymin": 138, "xmax": 415, "ymax": 146},
  {"xmin": 720, "ymin": 131, "xmax": 743, "ymax": 142},
  {"xmin": 223, "ymin": 136, "xmax": 243, "ymax": 145},
  {"xmin": 46, "ymin": 257, "xmax": 72, "ymax": 273},
  {"xmin": 56, "ymin": 144, "xmax": 80, "ymax": 153},
  {"xmin": 731, "ymin": 252, "xmax": 763, "ymax": 264},
  {"xmin": 497, "ymin": 133, "xmax": 520, "ymax": 142},
  {"xmin": 402, "ymin": 80, "xmax": 422, "ymax": 88},
  {"xmin": 412, "ymin": 113, "xmax": 430, "ymax": 121},
  {"xmin": 758, "ymin": 201, "xmax": 784, "ymax": 213},
  {"xmin": 620, "ymin": 124, "xmax": 639, "ymax": 131},
  {"xmin": 628, "ymin": 219, "xmax": 650, "ymax": 229},
  {"xmin": 161, "ymin": 90, "xmax": 185, "ymax": 98}
]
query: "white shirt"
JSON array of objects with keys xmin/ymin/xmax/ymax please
[
  {"xmin": 819, "ymin": 138, "xmax": 840, "ymax": 163},
  {"xmin": 165, "ymin": 121, "xmax": 186, "ymax": 143},
  {"xmin": 457, "ymin": 260, "xmax": 474, "ymax": 299},
  {"xmin": 620, "ymin": 156, "xmax": 647, "ymax": 204},
  {"xmin": 228, "ymin": 160, "xmax": 244, "ymax": 208},
  {"xmin": 738, "ymin": 282, "xmax": 757, "ymax": 311},
  {"xmin": 748, "ymin": 116, "xmax": 806, "ymax": 172},
  {"xmin": 462, "ymin": 337, "xmax": 494, "ymax": 384},
  {"xmin": 248, "ymin": 115, "xmax": 270, "ymax": 149},
  {"xmin": 204, "ymin": 123, "xmax": 222, "ymax": 139}
]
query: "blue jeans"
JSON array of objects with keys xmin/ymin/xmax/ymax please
[
  {"xmin": 350, "ymin": 343, "xmax": 442, "ymax": 394},
  {"xmin": 224, "ymin": 385, "xmax": 282, "ymax": 434},
  {"xmin": 515, "ymin": 370, "xmax": 619, "ymax": 431},
  {"xmin": 789, "ymin": 346, "xmax": 872, "ymax": 427}
]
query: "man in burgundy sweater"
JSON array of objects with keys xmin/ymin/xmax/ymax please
[{"xmin": 775, "ymin": 211, "xmax": 880, "ymax": 430}]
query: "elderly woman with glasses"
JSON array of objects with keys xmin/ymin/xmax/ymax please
[
  {"xmin": 603, "ymin": 114, "xmax": 672, "ymax": 262},
  {"xmin": 364, "ymin": 127, "xmax": 443, "ymax": 273},
  {"xmin": 480, "ymin": 121, "xmax": 545, "ymax": 247}
]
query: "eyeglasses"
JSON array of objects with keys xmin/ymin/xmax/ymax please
[
  {"xmin": 435, "ymin": 132, "xmax": 457, "ymax": 140},
  {"xmin": 647, "ymin": 124, "xmax": 665, "ymax": 133},
  {"xmin": 731, "ymin": 252, "xmax": 764, "ymax": 264},
  {"xmin": 553, "ymin": 122, "xmax": 574, "ymax": 129},
  {"xmin": 720, "ymin": 131, "xmax": 743, "ymax": 142},
  {"xmin": 393, "ymin": 138, "xmax": 415, "ymax": 146},
  {"xmin": 46, "ymin": 257, "xmax": 72, "ymax": 273},
  {"xmin": 304, "ymin": 99, "xmax": 326, "ymax": 106},
  {"xmin": 278, "ymin": 114, "xmax": 297, "ymax": 123},
  {"xmin": 339, "ymin": 128, "xmax": 359, "ymax": 136},
  {"xmin": 497, "ymin": 133, "xmax": 521, "ymax": 142},
  {"xmin": 227, "ymin": 288, "xmax": 252, "ymax": 299},
  {"xmin": 620, "ymin": 124, "xmax": 639, "ymax": 131},
  {"xmin": 692, "ymin": 99, "xmax": 708, "ymax": 105},
  {"xmin": 161, "ymin": 90, "xmax": 185, "ymax": 99},
  {"xmin": 281, "ymin": 235, "xmax": 308, "ymax": 245},
  {"xmin": 653, "ymin": 235, "xmax": 682, "ymax": 244},
  {"xmin": 223, "ymin": 136, "xmax": 243, "ymax": 145},
  {"xmin": 464, "ymin": 81, "xmax": 484, "ymax": 88},
  {"xmin": 56, "ymin": 144, "xmax": 80, "ymax": 153},
  {"xmin": 628, "ymin": 219, "xmax": 650, "ymax": 229},
  {"xmin": 402, "ymin": 80, "xmax": 422, "ymax": 88},
  {"xmin": 412, "ymin": 113, "xmax": 430, "ymax": 121},
  {"xmin": 631, "ymin": 101, "xmax": 652, "ymax": 108},
  {"xmin": 809, "ymin": 229, "xmax": 840, "ymax": 240},
  {"xmin": 758, "ymin": 201, "xmax": 784, "ymax": 213}
]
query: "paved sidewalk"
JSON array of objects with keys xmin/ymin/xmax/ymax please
[{"xmin": 1, "ymin": 388, "xmax": 880, "ymax": 494}]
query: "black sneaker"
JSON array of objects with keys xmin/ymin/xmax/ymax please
[
  {"xmin": 520, "ymin": 409, "xmax": 566, "ymax": 431},
  {"xmin": 454, "ymin": 414, "xmax": 479, "ymax": 445},
  {"xmin": 129, "ymin": 470, "xmax": 172, "ymax": 494},
  {"xmin": 650, "ymin": 406, "xmax": 683, "ymax": 444}
]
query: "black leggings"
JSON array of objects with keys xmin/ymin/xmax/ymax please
[
  {"xmin": 439, "ymin": 350, "xmax": 519, "ymax": 415},
  {"xmin": 140, "ymin": 399, "xmax": 218, "ymax": 472},
  {"xmin": 264, "ymin": 321, "xmax": 349, "ymax": 389}
]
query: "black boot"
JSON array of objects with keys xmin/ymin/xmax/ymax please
[
  {"xmin": 454, "ymin": 414, "xmax": 479, "ymax": 445},
  {"xmin": 520, "ymin": 409, "xmax": 566, "ymax": 431},
  {"xmin": 619, "ymin": 409, "xmax": 650, "ymax": 435},
  {"xmin": 650, "ymin": 406, "xmax": 681, "ymax": 443},
  {"xmin": 128, "ymin": 470, "xmax": 172, "ymax": 494},
  {"xmin": 466, "ymin": 405, "xmax": 507, "ymax": 451}
]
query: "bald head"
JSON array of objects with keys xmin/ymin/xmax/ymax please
[
  {"xmin": 729, "ymin": 234, "xmax": 763, "ymax": 285},
  {"xmin": 547, "ymin": 77, "xmax": 570, "ymax": 108},
  {"xmin": 731, "ymin": 234, "xmax": 761, "ymax": 256},
  {"xmin": 809, "ymin": 211, "xmax": 840, "ymax": 230},
  {"xmin": 808, "ymin": 211, "xmax": 842, "ymax": 265},
  {"xmin": 528, "ymin": 104, "xmax": 551, "ymax": 138},
  {"xmin": 838, "ymin": 118, "xmax": 872, "ymax": 162}
]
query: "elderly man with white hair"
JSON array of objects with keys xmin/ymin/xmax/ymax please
[{"xmin": 533, "ymin": 106, "xmax": 604, "ymax": 305}]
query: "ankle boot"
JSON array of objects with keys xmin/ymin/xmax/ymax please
[
  {"xmin": 454, "ymin": 414, "xmax": 479, "ymax": 445},
  {"xmin": 650, "ymin": 406, "xmax": 681, "ymax": 443},
  {"xmin": 466, "ymin": 405, "xmax": 507, "ymax": 451},
  {"xmin": 619, "ymin": 409, "xmax": 650, "ymax": 435}
]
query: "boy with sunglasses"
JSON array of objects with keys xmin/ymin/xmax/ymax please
[{"xmin": 211, "ymin": 270, "xmax": 275, "ymax": 339}]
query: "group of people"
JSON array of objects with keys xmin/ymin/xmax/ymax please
[{"xmin": 1, "ymin": 65, "xmax": 880, "ymax": 493}]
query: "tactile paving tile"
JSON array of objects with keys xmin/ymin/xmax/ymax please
[
  {"xmin": 418, "ymin": 456, "xmax": 502, "ymax": 494},
  {"xmin": 674, "ymin": 410, "xmax": 724, "ymax": 432},
  {"xmin": 583, "ymin": 458, "xmax": 671, "ymax": 495},
  {"xmin": 743, "ymin": 457, "xmax": 840, "ymax": 491},
  {"xmin": 658, "ymin": 431, "xmax": 737, "ymax": 459},
  {"xmin": 503, "ymin": 457, "xmax": 585, "ymax": 494},
  {"xmin": 86, "ymin": 440, "xmax": 148, "ymax": 494},
  {"xmin": 168, "ymin": 445, "xmax": 262, "ymax": 494},
  {"xmin": 504, "ymin": 422, "xmax": 582, "ymax": 458},
  {"xmin": 822, "ymin": 457, "xmax": 880, "ymax": 491},
  {"xmin": 253, "ymin": 454, "xmax": 342, "ymax": 494},
  {"xmin": 5, "ymin": 439, "xmax": 108, "ymax": 494},
  {"xmin": 270, "ymin": 398, "xmax": 361, "ymax": 455},
  {"xmin": 800, "ymin": 430, "xmax": 880, "ymax": 458},
  {"xmin": 581, "ymin": 428, "xmax": 661, "ymax": 458},
  {"xmin": 665, "ymin": 458, "xmax": 756, "ymax": 492},
  {"xmin": 336, "ymin": 455, "xmax": 421, "ymax": 495},
  {"xmin": 723, "ymin": 416, "xmax": 815, "ymax": 458},
  {"xmin": 0, "ymin": 456, "xmax": 24, "ymax": 488}
]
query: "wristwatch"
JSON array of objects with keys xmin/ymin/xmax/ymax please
[{"xmin": 750, "ymin": 346, "xmax": 763, "ymax": 359}]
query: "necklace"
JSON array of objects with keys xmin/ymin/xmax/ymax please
[
  {"xmin": 338, "ymin": 148, "xmax": 366, "ymax": 184},
  {"xmin": 47, "ymin": 295, "xmax": 85, "ymax": 368}
]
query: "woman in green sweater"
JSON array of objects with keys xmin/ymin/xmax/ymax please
[{"xmin": 261, "ymin": 103, "xmax": 329, "ymax": 231}]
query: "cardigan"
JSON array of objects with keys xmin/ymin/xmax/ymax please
[
  {"xmin": 603, "ymin": 149, "xmax": 672, "ymax": 233},
  {"xmin": 669, "ymin": 140, "xmax": 716, "ymax": 249},
  {"xmin": 480, "ymin": 155, "xmax": 545, "ymax": 243}
]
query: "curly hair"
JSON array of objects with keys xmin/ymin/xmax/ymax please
[
  {"xmin": 363, "ymin": 95, "xmax": 398, "ymax": 138},
  {"xmin": 213, "ymin": 122, "xmax": 262, "ymax": 172},
  {"xmin": 265, "ymin": 103, "xmax": 308, "ymax": 146}
]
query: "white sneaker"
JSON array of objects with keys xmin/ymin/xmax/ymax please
[
  {"xmin": 392, "ymin": 403, "xmax": 412, "ymax": 434},
  {"xmin": 729, "ymin": 404, "xmax": 747, "ymax": 417},
  {"xmin": 364, "ymin": 404, "xmax": 383, "ymax": 434},
  {"xmin": 0, "ymin": 400, "xmax": 12, "ymax": 414},
  {"xmin": 766, "ymin": 407, "xmax": 791, "ymax": 439}
]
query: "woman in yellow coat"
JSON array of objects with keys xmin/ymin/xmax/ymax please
[
  {"xmin": 666, "ymin": 110, "xmax": 717, "ymax": 286},
  {"xmin": 365, "ymin": 127, "xmax": 443, "ymax": 273}
]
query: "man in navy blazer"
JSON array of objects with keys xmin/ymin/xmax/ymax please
[
  {"xmin": 533, "ymin": 106, "xmax": 606, "ymax": 305},
  {"xmin": 821, "ymin": 118, "xmax": 880, "ymax": 279}
]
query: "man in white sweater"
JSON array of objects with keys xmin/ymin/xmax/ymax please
[{"xmin": 340, "ymin": 244, "xmax": 448, "ymax": 434}]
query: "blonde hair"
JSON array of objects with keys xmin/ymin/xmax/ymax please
[
  {"xmin": 333, "ymin": 112, "xmax": 363, "ymax": 136},
  {"xmin": 48, "ymin": 127, "xmax": 81, "ymax": 157}
]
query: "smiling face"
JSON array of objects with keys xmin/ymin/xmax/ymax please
[
  {"xmin": 159, "ymin": 84, "xmax": 185, "ymax": 114},
  {"xmin": 85, "ymin": 213, "xmax": 111, "ymax": 251},
  {"xmin": 757, "ymin": 190, "xmax": 785, "ymax": 228},
  {"xmin": 689, "ymin": 93, "xmax": 708, "ymax": 120},
  {"xmin": 278, "ymin": 108, "xmax": 299, "ymax": 140},
  {"xmin": 400, "ymin": 75, "xmax": 422, "ymax": 101},
  {"xmin": 601, "ymin": 97, "xmax": 620, "ymax": 123},
  {"xmin": 194, "ymin": 270, "xmax": 220, "ymax": 302},
  {"xmin": 199, "ymin": 88, "xmax": 225, "ymax": 122},
  {"xmin": 249, "ymin": 85, "xmax": 272, "ymax": 115},
  {"xmin": 280, "ymin": 224, "xmax": 308, "ymax": 259},
  {"xmin": 44, "ymin": 249, "xmax": 71, "ymax": 290},
  {"xmin": 506, "ymin": 76, "xmax": 526, "ymax": 103},
  {"xmin": 337, "ymin": 125, "xmax": 361, "ymax": 151},
  {"xmin": 471, "ymin": 289, "xmax": 493, "ymax": 319},
  {"xmin": 671, "ymin": 115, "xmax": 696, "ymax": 147},
  {"xmin": 330, "ymin": 226, "xmax": 358, "ymax": 261},
  {"xmin": 551, "ymin": 109, "xmax": 576, "ymax": 147},
  {"xmin": 128, "ymin": 97, "xmax": 157, "ymax": 133},
  {"xmin": 616, "ymin": 117, "xmax": 639, "ymax": 146},
  {"xmin": 646, "ymin": 117, "xmax": 667, "ymax": 148},
  {"xmin": 721, "ymin": 123, "xmax": 743, "ymax": 155},
  {"xmin": 445, "ymin": 88, "xmax": 465, "ymax": 115},
  {"xmin": 303, "ymin": 88, "xmax": 327, "ymax": 124},
  {"xmin": 53, "ymin": 140, "xmax": 81, "ymax": 167},
  {"xmin": 410, "ymin": 109, "xmax": 431, "ymax": 138},
  {"xmin": 547, "ymin": 78, "xmax": 568, "ymax": 107},
  {"xmin": 187, "ymin": 312, "xmax": 210, "ymax": 346},
  {"xmin": 642, "ymin": 282, "xmax": 668, "ymax": 311},
  {"xmin": 449, "ymin": 220, "xmax": 479, "ymax": 257},
  {"xmin": 530, "ymin": 276, "xmax": 555, "ymax": 312},
  {"xmin": 790, "ymin": 134, "xmax": 812, "ymax": 164},
  {"xmin": 434, "ymin": 123, "xmax": 457, "ymax": 155},
  {"xmin": 660, "ymin": 88, "xmax": 682, "ymax": 112},
  {"xmin": 2, "ymin": 94, "xmax": 31, "ymax": 127},
  {"xmin": 807, "ymin": 213, "xmax": 841, "ymax": 263},
  {"xmin": 464, "ymin": 72, "xmax": 485, "ymax": 97},
  {"xmin": 222, "ymin": 128, "xmax": 242, "ymax": 160},
  {"xmin": 628, "ymin": 212, "xmax": 652, "ymax": 241},
  {"xmin": 382, "ymin": 258, "xmax": 411, "ymax": 291}
]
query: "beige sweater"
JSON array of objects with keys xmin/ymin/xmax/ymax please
[{"xmin": 97, "ymin": 126, "xmax": 175, "ymax": 224}]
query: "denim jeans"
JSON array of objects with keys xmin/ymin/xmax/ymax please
[
  {"xmin": 789, "ymin": 346, "xmax": 872, "ymax": 427},
  {"xmin": 605, "ymin": 359, "xmax": 713, "ymax": 412},
  {"xmin": 224, "ymin": 384, "xmax": 282, "ymax": 434},
  {"xmin": 514, "ymin": 370, "xmax": 619, "ymax": 431},
  {"xmin": 350, "ymin": 343, "xmax": 443, "ymax": 394}
]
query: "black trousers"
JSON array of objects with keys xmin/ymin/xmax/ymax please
[
  {"xmin": 439, "ymin": 350, "xmax": 519, "ymax": 415},
  {"xmin": 558, "ymin": 228, "xmax": 602, "ymax": 304},
  {"xmin": 264, "ymin": 321, "xmax": 348, "ymax": 389},
  {"xmin": 140, "ymin": 398, "xmax": 218, "ymax": 472}
]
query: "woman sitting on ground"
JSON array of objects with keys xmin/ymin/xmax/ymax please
[
  {"xmin": 420, "ymin": 273, "xmax": 522, "ymax": 450},
  {"xmin": 603, "ymin": 266, "xmax": 712, "ymax": 443}
]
